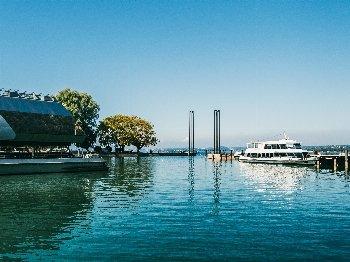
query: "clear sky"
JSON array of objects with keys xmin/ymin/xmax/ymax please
[{"xmin": 1, "ymin": 0, "xmax": 349, "ymax": 147}]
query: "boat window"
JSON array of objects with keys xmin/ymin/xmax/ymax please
[
  {"xmin": 280, "ymin": 144, "xmax": 287, "ymax": 149},
  {"xmin": 272, "ymin": 144, "xmax": 277, "ymax": 149},
  {"xmin": 264, "ymin": 144, "xmax": 272, "ymax": 149},
  {"xmin": 251, "ymin": 153, "xmax": 257, "ymax": 158},
  {"xmin": 262, "ymin": 153, "xmax": 265, "ymax": 158},
  {"xmin": 270, "ymin": 153, "xmax": 273, "ymax": 158},
  {"xmin": 294, "ymin": 143, "xmax": 301, "ymax": 149},
  {"xmin": 280, "ymin": 153, "xmax": 287, "ymax": 157},
  {"xmin": 295, "ymin": 153, "xmax": 303, "ymax": 158},
  {"xmin": 287, "ymin": 153, "xmax": 294, "ymax": 157},
  {"xmin": 258, "ymin": 153, "xmax": 261, "ymax": 158}
]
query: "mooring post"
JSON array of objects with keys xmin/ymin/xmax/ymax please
[
  {"xmin": 345, "ymin": 150, "xmax": 349, "ymax": 173},
  {"xmin": 230, "ymin": 150, "xmax": 233, "ymax": 159},
  {"xmin": 333, "ymin": 158, "xmax": 337, "ymax": 172}
]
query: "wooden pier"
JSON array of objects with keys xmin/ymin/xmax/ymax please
[
  {"xmin": 112, "ymin": 151, "xmax": 197, "ymax": 157},
  {"xmin": 207, "ymin": 150, "xmax": 234, "ymax": 161}
]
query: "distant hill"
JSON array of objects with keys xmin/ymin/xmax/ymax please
[{"xmin": 304, "ymin": 145, "xmax": 350, "ymax": 153}]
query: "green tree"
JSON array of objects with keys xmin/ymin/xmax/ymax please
[
  {"xmin": 99, "ymin": 114, "xmax": 158, "ymax": 153},
  {"xmin": 97, "ymin": 121, "xmax": 114, "ymax": 148},
  {"xmin": 101, "ymin": 115, "xmax": 134, "ymax": 152},
  {"xmin": 56, "ymin": 88, "xmax": 100, "ymax": 149},
  {"xmin": 129, "ymin": 116, "xmax": 158, "ymax": 153}
]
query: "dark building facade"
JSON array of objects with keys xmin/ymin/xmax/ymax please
[{"xmin": 0, "ymin": 95, "xmax": 85, "ymax": 146}]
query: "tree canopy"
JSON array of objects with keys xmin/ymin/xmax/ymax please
[
  {"xmin": 56, "ymin": 88, "xmax": 100, "ymax": 149},
  {"xmin": 98, "ymin": 114, "xmax": 158, "ymax": 152},
  {"xmin": 129, "ymin": 116, "xmax": 158, "ymax": 152}
]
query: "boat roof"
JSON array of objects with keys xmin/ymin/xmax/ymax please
[{"xmin": 248, "ymin": 139, "xmax": 299, "ymax": 145}]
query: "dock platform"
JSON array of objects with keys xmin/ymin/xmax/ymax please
[
  {"xmin": 317, "ymin": 152, "xmax": 349, "ymax": 172},
  {"xmin": 113, "ymin": 152, "xmax": 197, "ymax": 157}
]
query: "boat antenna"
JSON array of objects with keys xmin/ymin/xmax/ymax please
[{"xmin": 283, "ymin": 132, "xmax": 289, "ymax": 140}]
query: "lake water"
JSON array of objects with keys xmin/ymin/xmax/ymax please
[{"xmin": 1, "ymin": 157, "xmax": 350, "ymax": 260}]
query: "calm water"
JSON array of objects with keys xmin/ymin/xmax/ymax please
[{"xmin": 1, "ymin": 157, "xmax": 350, "ymax": 261}]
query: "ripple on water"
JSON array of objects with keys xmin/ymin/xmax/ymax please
[{"xmin": 0, "ymin": 156, "xmax": 349, "ymax": 260}]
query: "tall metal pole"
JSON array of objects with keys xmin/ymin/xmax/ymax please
[
  {"xmin": 192, "ymin": 111, "xmax": 194, "ymax": 154},
  {"xmin": 188, "ymin": 111, "xmax": 191, "ymax": 155},
  {"xmin": 213, "ymin": 109, "xmax": 221, "ymax": 154},
  {"xmin": 214, "ymin": 110, "xmax": 216, "ymax": 154},
  {"xmin": 188, "ymin": 111, "xmax": 195, "ymax": 155},
  {"xmin": 216, "ymin": 110, "xmax": 218, "ymax": 154},
  {"xmin": 217, "ymin": 110, "xmax": 220, "ymax": 154},
  {"xmin": 218, "ymin": 110, "xmax": 221, "ymax": 154}
]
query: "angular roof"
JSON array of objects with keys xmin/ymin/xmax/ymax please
[
  {"xmin": 0, "ymin": 96, "xmax": 71, "ymax": 116},
  {"xmin": 0, "ymin": 96, "xmax": 84, "ymax": 146}
]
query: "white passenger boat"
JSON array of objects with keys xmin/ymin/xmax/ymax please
[{"xmin": 239, "ymin": 135, "xmax": 317, "ymax": 166}]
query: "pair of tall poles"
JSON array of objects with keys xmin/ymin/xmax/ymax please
[
  {"xmin": 213, "ymin": 110, "xmax": 221, "ymax": 154},
  {"xmin": 188, "ymin": 110, "xmax": 221, "ymax": 155}
]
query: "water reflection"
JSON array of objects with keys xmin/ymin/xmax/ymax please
[
  {"xmin": 0, "ymin": 158, "xmax": 349, "ymax": 260},
  {"xmin": 238, "ymin": 162, "xmax": 310, "ymax": 194},
  {"xmin": 211, "ymin": 162, "xmax": 222, "ymax": 215},
  {"xmin": 0, "ymin": 172, "xmax": 102, "ymax": 256},
  {"xmin": 104, "ymin": 157, "xmax": 155, "ymax": 199},
  {"xmin": 188, "ymin": 157, "xmax": 195, "ymax": 202}
]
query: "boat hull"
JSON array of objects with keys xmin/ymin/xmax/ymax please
[
  {"xmin": 0, "ymin": 158, "xmax": 108, "ymax": 175},
  {"xmin": 239, "ymin": 157, "xmax": 316, "ymax": 166}
]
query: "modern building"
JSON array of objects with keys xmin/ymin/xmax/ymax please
[{"xmin": 0, "ymin": 90, "xmax": 85, "ymax": 146}]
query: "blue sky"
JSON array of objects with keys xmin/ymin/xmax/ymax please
[{"xmin": 1, "ymin": 0, "xmax": 349, "ymax": 147}]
